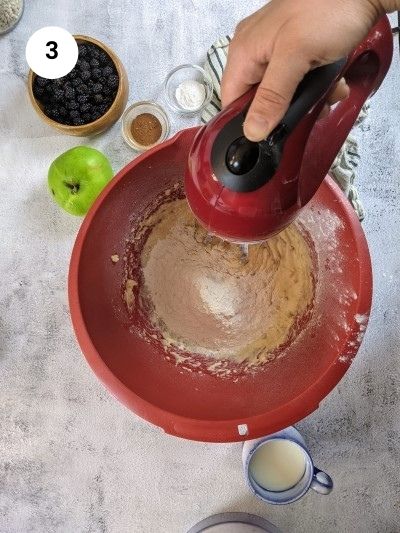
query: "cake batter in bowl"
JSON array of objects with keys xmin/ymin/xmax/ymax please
[{"xmin": 124, "ymin": 197, "xmax": 315, "ymax": 375}]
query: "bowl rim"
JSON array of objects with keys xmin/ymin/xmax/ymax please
[
  {"xmin": 27, "ymin": 34, "xmax": 126, "ymax": 133},
  {"xmin": 68, "ymin": 126, "xmax": 373, "ymax": 443}
]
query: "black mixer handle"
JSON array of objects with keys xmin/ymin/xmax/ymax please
[
  {"xmin": 212, "ymin": 59, "xmax": 347, "ymax": 193},
  {"xmin": 267, "ymin": 58, "xmax": 346, "ymax": 144}
]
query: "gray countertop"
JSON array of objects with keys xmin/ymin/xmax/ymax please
[{"xmin": 1, "ymin": 2, "xmax": 399, "ymax": 532}]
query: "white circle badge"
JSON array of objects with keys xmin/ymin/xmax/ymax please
[{"xmin": 26, "ymin": 27, "xmax": 78, "ymax": 79}]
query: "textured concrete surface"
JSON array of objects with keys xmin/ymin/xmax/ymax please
[{"xmin": 1, "ymin": 3, "xmax": 399, "ymax": 532}]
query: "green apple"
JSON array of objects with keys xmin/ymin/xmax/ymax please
[{"xmin": 48, "ymin": 146, "xmax": 113, "ymax": 216}]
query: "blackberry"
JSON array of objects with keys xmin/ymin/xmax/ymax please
[
  {"xmin": 77, "ymin": 94, "xmax": 89, "ymax": 104},
  {"xmin": 97, "ymin": 50, "xmax": 109, "ymax": 64},
  {"xmin": 33, "ymin": 85, "xmax": 45, "ymax": 99},
  {"xmin": 81, "ymin": 70, "xmax": 91, "ymax": 81},
  {"xmin": 50, "ymin": 109, "xmax": 62, "ymax": 122},
  {"xmin": 90, "ymin": 58, "xmax": 100, "ymax": 68},
  {"xmin": 59, "ymin": 106, "xmax": 67, "ymax": 117},
  {"xmin": 108, "ymin": 75, "xmax": 119, "ymax": 89},
  {"xmin": 92, "ymin": 68, "xmax": 102, "ymax": 80},
  {"xmin": 89, "ymin": 46, "xmax": 100, "ymax": 59},
  {"xmin": 53, "ymin": 88, "xmax": 65, "ymax": 102},
  {"xmin": 93, "ymin": 94, "xmax": 103, "ymax": 104},
  {"xmin": 104, "ymin": 95, "xmax": 114, "ymax": 106},
  {"xmin": 79, "ymin": 59, "xmax": 90, "ymax": 71},
  {"xmin": 92, "ymin": 83, "xmax": 103, "ymax": 93},
  {"xmin": 102, "ymin": 65, "xmax": 114, "ymax": 77},
  {"xmin": 82, "ymin": 113, "xmax": 92, "ymax": 123},
  {"xmin": 52, "ymin": 79, "xmax": 64, "ymax": 89},
  {"xmin": 44, "ymin": 106, "xmax": 60, "ymax": 121},
  {"xmin": 72, "ymin": 77, "xmax": 83, "ymax": 87},
  {"xmin": 91, "ymin": 111, "xmax": 102, "ymax": 121},
  {"xmin": 103, "ymin": 86, "xmax": 113, "ymax": 96},
  {"xmin": 38, "ymin": 93, "xmax": 50, "ymax": 106},
  {"xmin": 76, "ymin": 84, "xmax": 88, "ymax": 95},
  {"xmin": 73, "ymin": 117, "xmax": 85, "ymax": 126},
  {"xmin": 35, "ymin": 76, "xmax": 49, "ymax": 88},
  {"xmin": 98, "ymin": 103, "xmax": 110, "ymax": 115},
  {"xmin": 98, "ymin": 76, "xmax": 107, "ymax": 86},
  {"xmin": 62, "ymin": 80, "xmax": 72, "ymax": 90},
  {"xmin": 66, "ymin": 100, "xmax": 79, "ymax": 111},
  {"xmin": 70, "ymin": 110, "xmax": 80, "ymax": 119},
  {"xmin": 69, "ymin": 69, "xmax": 78, "ymax": 79},
  {"xmin": 80, "ymin": 102, "xmax": 92, "ymax": 113},
  {"xmin": 78, "ymin": 44, "xmax": 88, "ymax": 57},
  {"xmin": 65, "ymin": 86, "xmax": 75, "ymax": 99}
]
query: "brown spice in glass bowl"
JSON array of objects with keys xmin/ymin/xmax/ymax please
[{"xmin": 130, "ymin": 113, "xmax": 162, "ymax": 146}]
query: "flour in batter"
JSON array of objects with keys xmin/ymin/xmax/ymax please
[{"xmin": 135, "ymin": 199, "xmax": 314, "ymax": 365}]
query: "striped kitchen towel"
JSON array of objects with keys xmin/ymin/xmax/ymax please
[{"xmin": 202, "ymin": 36, "xmax": 366, "ymax": 220}]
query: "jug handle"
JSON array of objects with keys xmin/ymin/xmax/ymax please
[
  {"xmin": 299, "ymin": 15, "xmax": 393, "ymax": 205},
  {"xmin": 310, "ymin": 467, "xmax": 334, "ymax": 495}
]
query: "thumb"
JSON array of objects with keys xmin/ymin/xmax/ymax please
[{"xmin": 244, "ymin": 51, "xmax": 309, "ymax": 142}]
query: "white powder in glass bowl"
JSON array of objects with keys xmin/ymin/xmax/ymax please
[{"xmin": 175, "ymin": 80, "xmax": 206, "ymax": 111}]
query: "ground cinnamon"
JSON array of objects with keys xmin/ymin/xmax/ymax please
[{"xmin": 131, "ymin": 113, "xmax": 162, "ymax": 146}]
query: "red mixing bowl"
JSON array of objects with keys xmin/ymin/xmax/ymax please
[{"xmin": 68, "ymin": 127, "xmax": 372, "ymax": 443}]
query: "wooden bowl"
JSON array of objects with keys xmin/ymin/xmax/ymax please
[{"xmin": 27, "ymin": 35, "xmax": 129, "ymax": 137}]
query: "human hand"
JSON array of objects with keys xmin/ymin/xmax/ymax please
[{"xmin": 221, "ymin": 0, "xmax": 386, "ymax": 141}]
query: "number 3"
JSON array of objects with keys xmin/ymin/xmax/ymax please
[{"xmin": 46, "ymin": 41, "xmax": 58, "ymax": 59}]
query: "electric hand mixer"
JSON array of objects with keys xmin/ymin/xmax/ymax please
[{"xmin": 185, "ymin": 17, "xmax": 392, "ymax": 243}]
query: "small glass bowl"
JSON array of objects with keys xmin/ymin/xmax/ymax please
[
  {"xmin": 121, "ymin": 101, "xmax": 170, "ymax": 152},
  {"xmin": 164, "ymin": 64, "xmax": 213, "ymax": 115}
]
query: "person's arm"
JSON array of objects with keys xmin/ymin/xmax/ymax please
[{"xmin": 221, "ymin": 0, "xmax": 398, "ymax": 142}]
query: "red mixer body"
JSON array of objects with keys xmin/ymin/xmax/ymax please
[{"xmin": 185, "ymin": 16, "xmax": 393, "ymax": 242}]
